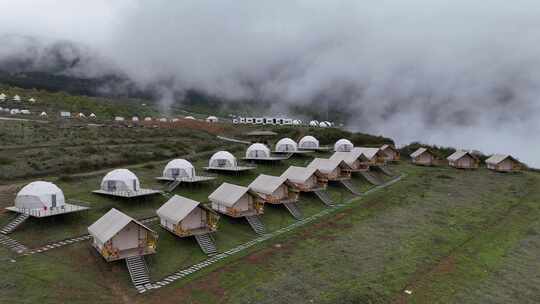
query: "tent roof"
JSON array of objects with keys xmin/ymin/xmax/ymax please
[
  {"xmin": 485, "ymin": 154, "xmax": 517, "ymax": 165},
  {"xmin": 247, "ymin": 143, "xmax": 270, "ymax": 153},
  {"xmin": 335, "ymin": 138, "xmax": 353, "ymax": 147},
  {"xmin": 281, "ymin": 166, "xmax": 319, "ymax": 183},
  {"xmin": 156, "ymin": 195, "xmax": 200, "ymax": 223},
  {"xmin": 447, "ymin": 150, "xmax": 478, "ymax": 161},
  {"xmin": 208, "ymin": 183, "xmax": 250, "ymax": 207},
  {"xmin": 102, "ymin": 169, "xmax": 138, "ymax": 183},
  {"xmin": 307, "ymin": 158, "xmax": 349, "ymax": 173},
  {"xmin": 17, "ymin": 181, "xmax": 63, "ymax": 198},
  {"xmin": 299, "ymin": 136, "xmax": 319, "ymax": 145},
  {"xmin": 381, "ymin": 144, "xmax": 397, "ymax": 152},
  {"xmin": 249, "ymin": 174, "xmax": 287, "ymax": 195},
  {"xmin": 164, "ymin": 159, "xmax": 194, "ymax": 171},
  {"xmin": 355, "ymin": 147, "xmax": 383, "ymax": 160},
  {"xmin": 276, "ymin": 138, "xmax": 297, "ymax": 147},
  {"xmin": 88, "ymin": 208, "xmax": 153, "ymax": 243},
  {"xmin": 210, "ymin": 151, "xmax": 236, "ymax": 161},
  {"xmin": 329, "ymin": 150, "xmax": 368, "ymax": 165},
  {"xmin": 410, "ymin": 147, "xmax": 429, "ymax": 158}
]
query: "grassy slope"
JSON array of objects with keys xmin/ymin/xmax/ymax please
[{"xmin": 0, "ymin": 162, "xmax": 538, "ymax": 303}]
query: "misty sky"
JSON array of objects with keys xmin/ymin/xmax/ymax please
[{"xmin": 1, "ymin": 0, "xmax": 540, "ymax": 167}]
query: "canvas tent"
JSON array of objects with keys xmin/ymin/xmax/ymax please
[
  {"xmin": 447, "ymin": 151, "xmax": 480, "ymax": 169},
  {"xmin": 209, "ymin": 183, "xmax": 263, "ymax": 217},
  {"xmin": 12, "ymin": 95, "xmax": 21, "ymax": 102},
  {"xmin": 275, "ymin": 138, "xmax": 298, "ymax": 152},
  {"xmin": 249, "ymin": 174, "xmax": 298, "ymax": 204},
  {"xmin": 307, "ymin": 158, "xmax": 352, "ymax": 181},
  {"xmin": 156, "ymin": 195, "xmax": 219, "ymax": 237},
  {"xmin": 245, "ymin": 143, "xmax": 271, "ymax": 159},
  {"xmin": 206, "ymin": 116, "xmax": 218, "ymax": 123},
  {"xmin": 298, "ymin": 136, "xmax": 319, "ymax": 149},
  {"xmin": 334, "ymin": 139, "xmax": 354, "ymax": 152},
  {"xmin": 329, "ymin": 150, "xmax": 371, "ymax": 172},
  {"xmin": 88, "ymin": 208, "xmax": 157, "ymax": 261},
  {"xmin": 281, "ymin": 166, "xmax": 327, "ymax": 192},
  {"xmin": 485, "ymin": 154, "xmax": 522, "ymax": 172},
  {"xmin": 94, "ymin": 169, "xmax": 161, "ymax": 197},
  {"xmin": 410, "ymin": 148, "xmax": 436, "ymax": 166},
  {"xmin": 381, "ymin": 144, "xmax": 400, "ymax": 161},
  {"xmin": 355, "ymin": 147, "xmax": 386, "ymax": 165}
]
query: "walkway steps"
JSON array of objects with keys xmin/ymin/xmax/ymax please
[
  {"xmin": 167, "ymin": 180, "xmax": 181, "ymax": 192},
  {"xmin": 283, "ymin": 202, "xmax": 303, "ymax": 220},
  {"xmin": 314, "ymin": 190, "xmax": 334, "ymax": 207},
  {"xmin": 0, "ymin": 213, "xmax": 30, "ymax": 234},
  {"xmin": 340, "ymin": 180, "xmax": 361, "ymax": 196},
  {"xmin": 359, "ymin": 171, "xmax": 383, "ymax": 185},
  {"xmin": 194, "ymin": 234, "xmax": 218, "ymax": 255},
  {"xmin": 126, "ymin": 256, "xmax": 151, "ymax": 287},
  {"xmin": 0, "ymin": 234, "xmax": 27, "ymax": 253},
  {"xmin": 245, "ymin": 215, "xmax": 266, "ymax": 235},
  {"xmin": 377, "ymin": 166, "xmax": 395, "ymax": 176}
]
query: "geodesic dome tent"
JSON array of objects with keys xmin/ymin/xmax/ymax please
[
  {"xmin": 275, "ymin": 138, "xmax": 298, "ymax": 152},
  {"xmin": 15, "ymin": 181, "xmax": 66, "ymax": 209},
  {"xmin": 292, "ymin": 119, "xmax": 302, "ymax": 125},
  {"xmin": 206, "ymin": 116, "xmax": 218, "ymax": 123},
  {"xmin": 334, "ymin": 139, "xmax": 354, "ymax": 152},
  {"xmin": 100, "ymin": 169, "xmax": 141, "ymax": 192},
  {"xmin": 163, "ymin": 159, "xmax": 195, "ymax": 179},
  {"xmin": 299, "ymin": 136, "xmax": 319, "ymax": 149},
  {"xmin": 309, "ymin": 120, "xmax": 319, "ymax": 127},
  {"xmin": 185, "ymin": 116, "xmax": 195, "ymax": 120},
  {"xmin": 209, "ymin": 151, "xmax": 237, "ymax": 168},
  {"xmin": 319, "ymin": 121, "xmax": 330, "ymax": 128},
  {"xmin": 246, "ymin": 143, "xmax": 271, "ymax": 158}
]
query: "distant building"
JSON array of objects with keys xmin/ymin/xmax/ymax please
[
  {"xmin": 410, "ymin": 148, "xmax": 436, "ymax": 166},
  {"xmin": 380, "ymin": 144, "xmax": 400, "ymax": 161}
]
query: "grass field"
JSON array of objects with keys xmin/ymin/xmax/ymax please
[{"xmin": 0, "ymin": 159, "xmax": 538, "ymax": 303}]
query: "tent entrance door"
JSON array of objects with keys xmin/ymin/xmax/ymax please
[
  {"xmin": 171, "ymin": 168, "xmax": 180, "ymax": 178},
  {"xmin": 107, "ymin": 181, "xmax": 117, "ymax": 192},
  {"xmin": 133, "ymin": 179, "xmax": 138, "ymax": 191},
  {"xmin": 51, "ymin": 194, "xmax": 57, "ymax": 208}
]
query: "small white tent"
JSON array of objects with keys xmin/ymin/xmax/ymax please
[
  {"xmin": 100, "ymin": 169, "xmax": 140, "ymax": 192},
  {"xmin": 163, "ymin": 159, "xmax": 195, "ymax": 179},
  {"xmin": 275, "ymin": 138, "xmax": 298, "ymax": 152},
  {"xmin": 13, "ymin": 95, "xmax": 21, "ymax": 102},
  {"xmin": 132, "ymin": 116, "xmax": 139, "ymax": 122},
  {"xmin": 29, "ymin": 97, "xmax": 36, "ymax": 103},
  {"xmin": 39, "ymin": 112, "xmax": 48, "ymax": 117},
  {"xmin": 246, "ymin": 143, "xmax": 271, "ymax": 158},
  {"xmin": 334, "ymin": 139, "xmax": 354, "ymax": 152},
  {"xmin": 185, "ymin": 116, "xmax": 195, "ymax": 120},
  {"xmin": 209, "ymin": 151, "xmax": 237, "ymax": 168},
  {"xmin": 15, "ymin": 181, "xmax": 65, "ymax": 209},
  {"xmin": 299, "ymin": 136, "xmax": 319, "ymax": 149},
  {"xmin": 0, "ymin": 93, "xmax": 6, "ymax": 101},
  {"xmin": 309, "ymin": 120, "xmax": 319, "ymax": 127},
  {"xmin": 206, "ymin": 116, "xmax": 218, "ymax": 123},
  {"xmin": 144, "ymin": 117, "xmax": 152, "ymax": 121},
  {"xmin": 89, "ymin": 113, "xmax": 96, "ymax": 118},
  {"xmin": 78, "ymin": 113, "xmax": 86, "ymax": 118},
  {"xmin": 292, "ymin": 119, "xmax": 302, "ymax": 125}
]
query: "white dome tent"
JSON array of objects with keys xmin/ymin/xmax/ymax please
[
  {"xmin": 208, "ymin": 151, "xmax": 237, "ymax": 168},
  {"xmin": 275, "ymin": 138, "xmax": 298, "ymax": 152},
  {"xmin": 15, "ymin": 181, "xmax": 65, "ymax": 210},
  {"xmin": 144, "ymin": 117, "xmax": 152, "ymax": 121},
  {"xmin": 205, "ymin": 151, "xmax": 256, "ymax": 172},
  {"xmin": 185, "ymin": 116, "xmax": 195, "ymax": 120},
  {"xmin": 0, "ymin": 93, "xmax": 6, "ymax": 101},
  {"xmin": 319, "ymin": 121, "xmax": 330, "ymax": 128},
  {"xmin": 40, "ymin": 112, "xmax": 47, "ymax": 117},
  {"xmin": 245, "ymin": 143, "xmax": 271, "ymax": 159},
  {"xmin": 4, "ymin": 181, "xmax": 90, "ymax": 222},
  {"xmin": 292, "ymin": 119, "xmax": 302, "ymax": 125},
  {"xmin": 309, "ymin": 120, "xmax": 319, "ymax": 127},
  {"xmin": 206, "ymin": 116, "xmax": 218, "ymax": 123},
  {"xmin": 299, "ymin": 136, "xmax": 320, "ymax": 149},
  {"xmin": 94, "ymin": 169, "xmax": 161, "ymax": 198},
  {"xmin": 89, "ymin": 113, "xmax": 96, "ymax": 119},
  {"xmin": 13, "ymin": 95, "xmax": 21, "ymax": 102},
  {"xmin": 29, "ymin": 97, "xmax": 36, "ymax": 103},
  {"xmin": 334, "ymin": 139, "xmax": 354, "ymax": 152},
  {"xmin": 163, "ymin": 159, "xmax": 195, "ymax": 179}
]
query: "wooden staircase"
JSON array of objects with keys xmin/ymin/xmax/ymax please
[
  {"xmin": 283, "ymin": 202, "xmax": 303, "ymax": 220},
  {"xmin": 0, "ymin": 234, "xmax": 28, "ymax": 254},
  {"xmin": 375, "ymin": 166, "xmax": 395, "ymax": 176},
  {"xmin": 194, "ymin": 233, "xmax": 218, "ymax": 255},
  {"xmin": 359, "ymin": 171, "xmax": 382, "ymax": 185},
  {"xmin": 125, "ymin": 256, "xmax": 151, "ymax": 287},
  {"xmin": 313, "ymin": 190, "xmax": 334, "ymax": 206},
  {"xmin": 167, "ymin": 180, "xmax": 182, "ymax": 192},
  {"xmin": 245, "ymin": 215, "xmax": 266, "ymax": 235},
  {"xmin": 340, "ymin": 180, "xmax": 361, "ymax": 196},
  {"xmin": 0, "ymin": 213, "xmax": 30, "ymax": 235}
]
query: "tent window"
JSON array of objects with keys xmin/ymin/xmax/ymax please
[
  {"xmin": 51, "ymin": 194, "xmax": 57, "ymax": 208},
  {"xmin": 107, "ymin": 181, "xmax": 117, "ymax": 192},
  {"xmin": 133, "ymin": 179, "xmax": 138, "ymax": 191}
]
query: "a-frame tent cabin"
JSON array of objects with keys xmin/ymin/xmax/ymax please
[
  {"xmin": 307, "ymin": 158, "xmax": 352, "ymax": 181},
  {"xmin": 88, "ymin": 208, "xmax": 157, "ymax": 262},
  {"xmin": 248, "ymin": 174, "xmax": 299, "ymax": 204},
  {"xmin": 380, "ymin": 144, "xmax": 400, "ymax": 161},
  {"xmin": 447, "ymin": 151, "xmax": 480, "ymax": 169},
  {"xmin": 330, "ymin": 150, "xmax": 371, "ymax": 172},
  {"xmin": 209, "ymin": 183, "xmax": 264, "ymax": 218},
  {"xmin": 156, "ymin": 195, "xmax": 219, "ymax": 237},
  {"xmin": 485, "ymin": 154, "xmax": 522, "ymax": 172},
  {"xmin": 280, "ymin": 166, "xmax": 327, "ymax": 192},
  {"xmin": 410, "ymin": 148, "xmax": 437, "ymax": 166},
  {"xmin": 354, "ymin": 147, "xmax": 387, "ymax": 166}
]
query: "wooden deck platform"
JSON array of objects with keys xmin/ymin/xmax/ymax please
[{"xmin": 92, "ymin": 188, "xmax": 162, "ymax": 198}]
